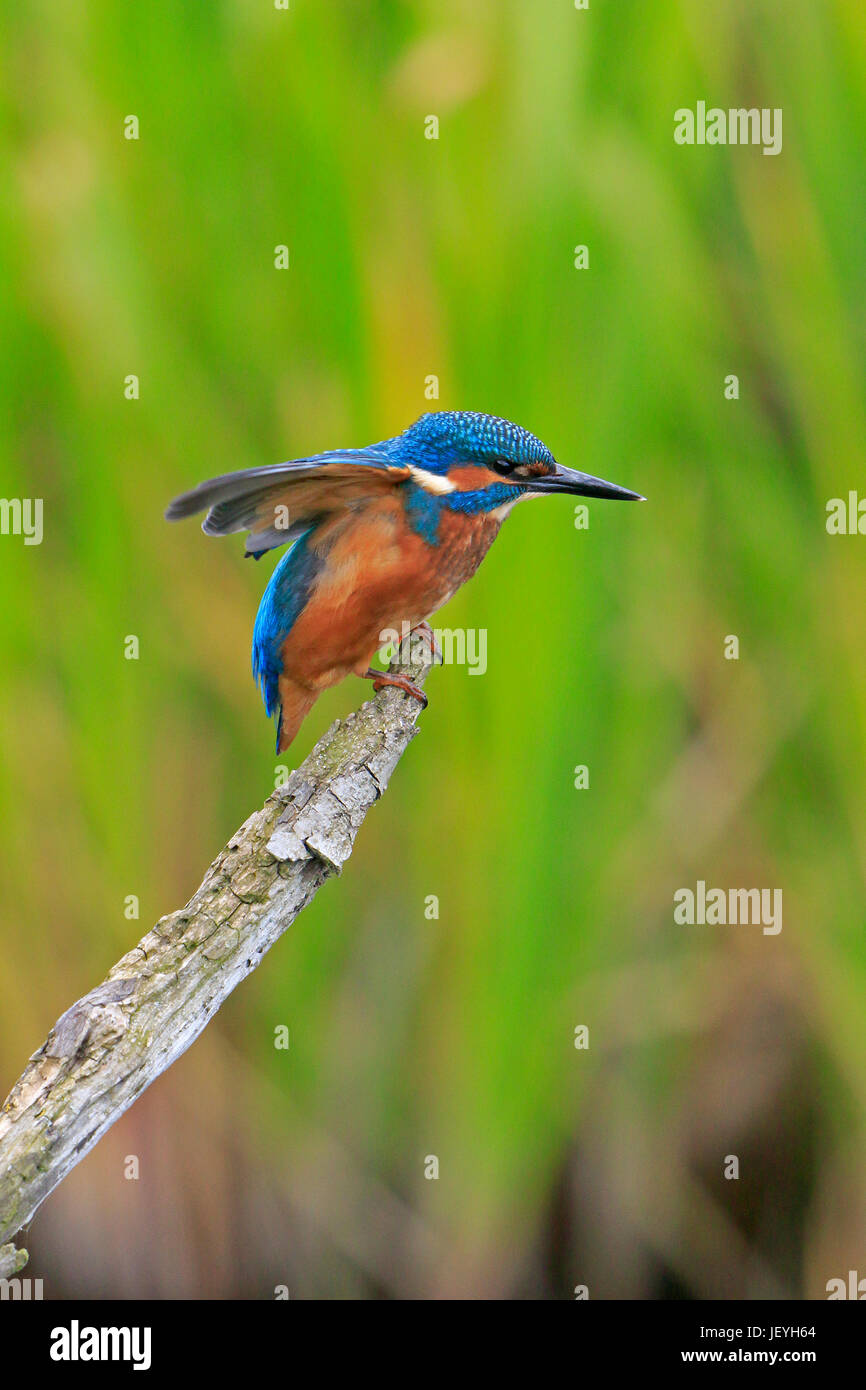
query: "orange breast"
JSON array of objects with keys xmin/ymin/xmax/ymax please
[{"xmin": 279, "ymin": 496, "xmax": 501, "ymax": 691}]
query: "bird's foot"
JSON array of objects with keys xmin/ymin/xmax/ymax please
[
  {"xmin": 411, "ymin": 621, "xmax": 442, "ymax": 664},
  {"xmin": 365, "ymin": 668, "xmax": 428, "ymax": 709}
]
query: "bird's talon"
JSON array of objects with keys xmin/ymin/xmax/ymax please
[{"xmin": 369, "ymin": 671, "xmax": 428, "ymax": 709}]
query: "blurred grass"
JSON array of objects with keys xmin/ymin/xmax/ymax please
[{"xmin": 1, "ymin": 0, "xmax": 865, "ymax": 1297}]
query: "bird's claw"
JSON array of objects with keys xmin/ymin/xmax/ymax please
[{"xmin": 369, "ymin": 671, "xmax": 428, "ymax": 709}]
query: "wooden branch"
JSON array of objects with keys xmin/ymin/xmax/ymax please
[
  {"xmin": 0, "ymin": 632, "xmax": 435, "ymax": 1246},
  {"xmin": 0, "ymin": 1242, "xmax": 28, "ymax": 1278}
]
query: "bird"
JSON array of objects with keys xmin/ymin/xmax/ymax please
[{"xmin": 166, "ymin": 410, "xmax": 643, "ymax": 752}]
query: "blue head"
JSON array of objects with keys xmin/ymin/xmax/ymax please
[
  {"xmin": 388, "ymin": 411, "xmax": 556, "ymax": 475},
  {"xmin": 383, "ymin": 410, "xmax": 643, "ymax": 500}
]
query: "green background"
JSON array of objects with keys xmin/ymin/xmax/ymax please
[{"xmin": 1, "ymin": 0, "xmax": 865, "ymax": 1298}]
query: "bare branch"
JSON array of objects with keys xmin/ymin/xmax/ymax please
[
  {"xmin": 0, "ymin": 632, "xmax": 435, "ymax": 1244},
  {"xmin": 0, "ymin": 1243, "xmax": 28, "ymax": 1278}
]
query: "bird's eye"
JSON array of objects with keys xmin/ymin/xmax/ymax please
[{"xmin": 491, "ymin": 458, "xmax": 513, "ymax": 476}]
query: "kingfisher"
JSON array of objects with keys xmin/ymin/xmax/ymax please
[{"xmin": 166, "ymin": 411, "xmax": 643, "ymax": 752}]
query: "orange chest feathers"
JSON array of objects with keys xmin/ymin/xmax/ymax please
[{"xmin": 279, "ymin": 488, "xmax": 507, "ymax": 685}]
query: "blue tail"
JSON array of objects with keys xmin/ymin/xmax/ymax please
[{"xmin": 251, "ymin": 530, "xmax": 323, "ymax": 751}]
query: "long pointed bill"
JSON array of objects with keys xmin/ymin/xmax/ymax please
[{"xmin": 529, "ymin": 464, "xmax": 644, "ymax": 501}]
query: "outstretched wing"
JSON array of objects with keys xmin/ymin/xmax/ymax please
[{"xmin": 165, "ymin": 450, "xmax": 411, "ymax": 558}]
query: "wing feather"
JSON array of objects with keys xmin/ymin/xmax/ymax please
[{"xmin": 165, "ymin": 451, "xmax": 411, "ymax": 558}]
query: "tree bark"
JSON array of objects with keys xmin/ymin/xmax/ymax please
[{"xmin": 0, "ymin": 632, "xmax": 435, "ymax": 1252}]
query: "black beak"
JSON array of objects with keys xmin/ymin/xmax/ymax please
[{"xmin": 528, "ymin": 463, "xmax": 644, "ymax": 501}]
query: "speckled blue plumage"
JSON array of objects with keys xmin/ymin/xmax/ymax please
[
  {"xmin": 403, "ymin": 477, "xmax": 524, "ymax": 543},
  {"xmin": 379, "ymin": 410, "xmax": 556, "ymax": 474},
  {"xmin": 389, "ymin": 411, "xmax": 551, "ymax": 539}
]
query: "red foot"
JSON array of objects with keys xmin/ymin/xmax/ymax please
[{"xmin": 365, "ymin": 668, "xmax": 428, "ymax": 709}]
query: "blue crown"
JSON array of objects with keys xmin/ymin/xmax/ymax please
[{"xmin": 390, "ymin": 411, "xmax": 556, "ymax": 473}]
